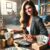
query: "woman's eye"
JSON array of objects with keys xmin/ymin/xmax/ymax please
[
  {"xmin": 29, "ymin": 6, "xmax": 32, "ymax": 8},
  {"xmin": 25, "ymin": 7, "xmax": 32, "ymax": 10}
]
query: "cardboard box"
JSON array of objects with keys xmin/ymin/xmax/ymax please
[{"xmin": 32, "ymin": 43, "xmax": 47, "ymax": 50}]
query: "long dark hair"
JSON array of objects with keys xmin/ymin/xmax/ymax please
[{"xmin": 20, "ymin": 0, "xmax": 38, "ymax": 28}]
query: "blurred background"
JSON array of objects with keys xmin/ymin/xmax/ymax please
[{"xmin": 0, "ymin": 0, "xmax": 50, "ymax": 29}]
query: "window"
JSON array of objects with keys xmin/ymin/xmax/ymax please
[{"xmin": 1, "ymin": 1, "xmax": 17, "ymax": 15}]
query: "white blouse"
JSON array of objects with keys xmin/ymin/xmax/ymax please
[{"xmin": 26, "ymin": 26, "xmax": 30, "ymax": 34}]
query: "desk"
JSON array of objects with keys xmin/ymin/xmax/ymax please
[{"xmin": 14, "ymin": 34, "xmax": 47, "ymax": 50}]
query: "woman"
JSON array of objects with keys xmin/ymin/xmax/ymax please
[{"xmin": 20, "ymin": 0, "xmax": 48, "ymax": 42}]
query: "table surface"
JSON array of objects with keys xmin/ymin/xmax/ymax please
[
  {"xmin": 1, "ymin": 33, "xmax": 49, "ymax": 50},
  {"xmin": 0, "ymin": 46, "xmax": 31, "ymax": 50}
]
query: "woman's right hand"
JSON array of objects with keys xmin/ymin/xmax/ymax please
[
  {"xmin": 23, "ymin": 34, "xmax": 27, "ymax": 40},
  {"xmin": 23, "ymin": 34, "xmax": 33, "ymax": 42},
  {"xmin": 26, "ymin": 34, "xmax": 33, "ymax": 42}
]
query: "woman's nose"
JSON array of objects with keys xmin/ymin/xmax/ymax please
[{"xmin": 28, "ymin": 9, "xmax": 32, "ymax": 12}]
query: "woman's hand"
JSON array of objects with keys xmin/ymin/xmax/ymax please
[
  {"xmin": 23, "ymin": 34, "xmax": 33, "ymax": 42},
  {"xmin": 23, "ymin": 34, "xmax": 27, "ymax": 40},
  {"xmin": 26, "ymin": 34, "xmax": 33, "ymax": 42},
  {"xmin": 23, "ymin": 34, "xmax": 38, "ymax": 42}
]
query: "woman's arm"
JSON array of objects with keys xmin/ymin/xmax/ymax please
[{"xmin": 37, "ymin": 18, "xmax": 48, "ymax": 36}]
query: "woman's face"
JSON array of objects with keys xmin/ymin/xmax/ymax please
[{"xmin": 25, "ymin": 5, "xmax": 33, "ymax": 16}]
